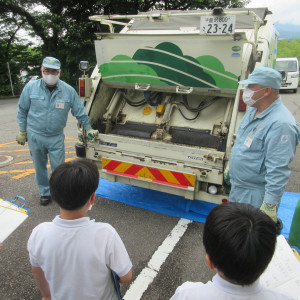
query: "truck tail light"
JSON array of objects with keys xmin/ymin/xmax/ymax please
[
  {"xmin": 238, "ymin": 90, "xmax": 246, "ymax": 112},
  {"xmin": 79, "ymin": 78, "xmax": 85, "ymax": 97}
]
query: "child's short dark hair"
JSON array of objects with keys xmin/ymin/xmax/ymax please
[
  {"xmin": 49, "ymin": 158, "xmax": 99, "ymax": 210},
  {"xmin": 203, "ymin": 202, "xmax": 277, "ymax": 285}
]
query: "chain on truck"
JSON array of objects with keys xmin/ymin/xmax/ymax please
[{"xmin": 76, "ymin": 7, "xmax": 278, "ymax": 204}]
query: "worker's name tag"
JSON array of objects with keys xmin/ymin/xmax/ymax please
[
  {"xmin": 244, "ymin": 135, "xmax": 253, "ymax": 148},
  {"xmin": 56, "ymin": 102, "xmax": 65, "ymax": 109}
]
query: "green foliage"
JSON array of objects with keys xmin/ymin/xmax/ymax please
[
  {"xmin": 277, "ymin": 39, "xmax": 300, "ymax": 85},
  {"xmin": 0, "ymin": 41, "xmax": 43, "ymax": 96},
  {"xmin": 277, "ymin": 39, "xmax": 300, "ymax": 62},
  {"xmin": 0, "ymin": 0, "xmax": 249, "ymax": 96}
]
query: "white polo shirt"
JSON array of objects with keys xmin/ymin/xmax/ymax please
[
  {"xmin": 27, "ymin": 216, "xmax": 132, "ymax": 300},
  {"xmin": 170, "ymin": 274, "xmax": 297, "ymax": 300}
]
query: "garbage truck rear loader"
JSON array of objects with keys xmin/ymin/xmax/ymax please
[{"xmin": 76, "ymin": 7, "xmax": 278, "ymax": 204}]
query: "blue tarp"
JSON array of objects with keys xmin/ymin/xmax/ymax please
[{"xmin": 96, "ymin": 179, "xmax": 300, "ymax": 238}]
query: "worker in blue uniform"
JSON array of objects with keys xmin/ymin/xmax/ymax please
[
  {"xmin": 229, "ymin": 67, "xmax": 300, "ymax": 223},
  {"xmin": 16, "ymin": 57, "xmax": 98, "ymax": 206}
]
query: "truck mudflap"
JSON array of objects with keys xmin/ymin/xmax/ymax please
[{"xmin": 102, "ymin": 158, "xmax": 195, "ymax": 190}]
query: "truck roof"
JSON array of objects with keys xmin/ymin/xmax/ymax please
[
  {"xmin": 130, "ymin": 8, "xmax": 269, "ymax": 31},
  {"xmin": 90, "ymin": 7, "xmax": 270, "ymax": 32}
]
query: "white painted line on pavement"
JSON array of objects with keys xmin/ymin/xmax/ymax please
[{"xmin": 123, "ymin": 218, "xmax": 193, "ymax": 300}]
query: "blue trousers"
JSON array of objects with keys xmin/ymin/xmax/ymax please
[
  {"xmin": 28, "ymin": 130, "xmax": 65, "ymax": 196},
  {"xmin": 229, "ymin": 184, "xmax": 265, "ymax": 208}
]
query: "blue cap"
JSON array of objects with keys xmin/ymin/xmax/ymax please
[
  {"xmin": 238, "ymin": 67, "xmax": 282, "ymax": 89},
  {"xmin": 42, "ymin": 57, "xmax": 61, "ymax": 69}
]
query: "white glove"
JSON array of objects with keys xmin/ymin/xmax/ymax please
[{"xmin": 87, "ymin": 129, "xmax": 99, "ymax": 141}]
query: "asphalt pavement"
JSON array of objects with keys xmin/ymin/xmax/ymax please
[{"xmin": 0, "ymin": 91, "xmax": 299, "ymax": 300}]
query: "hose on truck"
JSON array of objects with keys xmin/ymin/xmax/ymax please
[
  {"xmin": 121, "ymin": 90, "xmax": 161, "ymax": 107},
  {"xmin": 173, "ymin": 95, "xmax": 219, "ymax": 120}
]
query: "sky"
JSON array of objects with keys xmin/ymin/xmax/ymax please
[{"xmin": 246, "ymin": 0, "xmax": 300, "ymax": 25}]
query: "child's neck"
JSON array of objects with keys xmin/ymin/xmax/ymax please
[
  {"xmin": 59, "ymin": 207, "xmax": 87, "ymax": 220},
  {"xmin": 218, "ymin": 271, "xmax": 240, "ymax": 285}
]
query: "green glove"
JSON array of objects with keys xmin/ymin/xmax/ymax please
[
  {"xmin": 16, "ymin": 131, "xmax": 27, "ymax": 145},
  {"xmin": 260, "ymin": 201, "xmax": 277, "ymax": 223},
  {"xmin": 87, "ymin": 129, "xmax": 99, "ymax": 141}
]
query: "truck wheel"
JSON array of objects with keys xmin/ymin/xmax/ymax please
[{"xmin": 293, "ymin": 88, "xmax": 297, "ymax": 93}]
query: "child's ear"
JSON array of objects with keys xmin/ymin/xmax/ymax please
[
  {"xmin": 205, "ymin": 254, "xmax": 215, "ymax": 270},
  {"xmin": 90, "ymin": 192, "xmax": 96, "ymax": 205}
]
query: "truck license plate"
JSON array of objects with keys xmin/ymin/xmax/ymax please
[{"xmin": 200, "ymin": 15, "xmax": 236, "ymax": 35}]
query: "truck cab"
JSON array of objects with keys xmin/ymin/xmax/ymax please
[{"xmin": 276, "ymin": 57, "xmax": 299, "ymax": 93}]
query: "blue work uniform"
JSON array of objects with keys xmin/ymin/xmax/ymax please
[
  {"xmin": 17, "ymin": 79, "xmax": 92, "ymax": 197},
  {"xmin": 229, "ymin": 97, "xmax": 300, "ymax": 208}
]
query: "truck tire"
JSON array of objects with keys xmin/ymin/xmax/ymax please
[{"xmin": 293, "ymin": 88, "xmax": 297, "ymax": 93}]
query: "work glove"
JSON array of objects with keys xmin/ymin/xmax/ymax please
[
  {"xmin": 224, "ymin": 163, "xmax": 231, "ymax": 186},
  {"xmin": 78, "ymin": 128, "xmax": 84, "ymax": 142},
  {"xmin": 16, "ymin": 131, "xmax": 27, "ymax": 145},
  {"xmin": 260, "ymin": 201, "xmax": 277, "ymax": 223},
  {"xmin": 87, "ymin": 129, "xmax": 99, "ymax": 141}
]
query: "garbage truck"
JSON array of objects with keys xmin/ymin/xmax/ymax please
[{"xmin": 76, "ymin": 7, "xmax": 278, "ymax": 204}]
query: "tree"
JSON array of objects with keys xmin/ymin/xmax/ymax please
[
  {"xmin": 278, "ymin": 39, "xmax": 300, "ymax": 62},
  {"xmin": 0, "ymin": 4, "xmax": 43, "ymax": 95},
  {"xmin": 0, "ymin": 0, "xmax": 249, "ymax": 91}
]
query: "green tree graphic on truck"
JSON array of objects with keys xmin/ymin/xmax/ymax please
[{"xmin": 100, "ymin": 42, "xmax": 238, "ymax": 89}]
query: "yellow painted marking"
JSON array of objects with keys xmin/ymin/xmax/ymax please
[
  {"xmin": 102, "ymin": 158, "xmax": 111, "ymax": 169},
  {"xmin": 1, "ymin": 156, "xmax": 76, "ymax": 180},
  {"xmin": 144, "ymin": 168, "xmax": 155, "ymax": 180},
  {"xmin": 65, "ymin": 156, "xmax": 77, "ymax": 162},
  {"xmin": 11, "ymin": 161, "xmax": 33, "ymax": 165},
  {"xmin": 0, "ymin": 138, "xmax": 77, "ymax": 179},
  {"xmin": 159, "ymin": 169, "xmax": 180, "ymax": 185},
  {"xmin": 0, "ymin": 149, "xmax": 29, "ymax": 153},
  {"xmin": 114, "ymin": 162, "xmax": 132, "ymax": 173},
  {"xmin": 0, "ymin": 141, "xmax": 18, "ymax": 148},
  {"xmin": 65, "ymin": 137, "xmax": 78, "ymax": 140},
  {"xmin": 0, "ymin": 169, "xmax": 33, "ymax": 175},
  {"xmin": 12, "ymin": 169, "xmax": 36, "ymax": 180},
  {"xmin": 185, "ymin": 174, "xmax": 195, "ymax": 186},
  {"xmin": 65, "ymin": 142, "xmax": 78, "ymax": 146},
  {"xmin": 135, "ymin": 167, "xmax": 145, "ymax": 178},
  {"xmin": 0, "ymin": 169, "xmax": 36, "ymax": 180}
]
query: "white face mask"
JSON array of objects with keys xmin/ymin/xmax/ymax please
[
  {"xmin": 242, "ymin": 87, "xmax": 265, "ymax": 106},
  {"xmin": 42, "ymin": 73, "xmax": 60, "ymax": 86}
]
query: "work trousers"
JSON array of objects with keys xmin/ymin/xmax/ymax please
[{"xmin": 27, "ymin": 130, "xmax": 65, "ymax": 196}]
